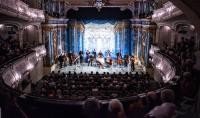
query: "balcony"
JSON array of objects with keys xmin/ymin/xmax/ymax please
[
  {"xmin": 0, "ymin": 45, "xmax": 46, "ymax": 88},
  {"xmin": 152, "ymin": 1, "xmax": 183, "ymax": 22},
  {"xmin": 0, "ymin": 0, "xmax": 45, "ymax": 22},
  {"xmin": 149, "ymin": 45, "xmax": 177, "ymax": 83}
]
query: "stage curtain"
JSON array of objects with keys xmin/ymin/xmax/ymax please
[
  {"xmin": 67, "ymin": 20, "xmax": 84, "ymax": 53},
  {"xmin": 114, "ymin": 20, "xmax": 132, "ymax": 56}
]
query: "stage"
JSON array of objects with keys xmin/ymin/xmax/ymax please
[{"xmin": 54, "ymin": 63, "xmax": 144, "ymax": 74}]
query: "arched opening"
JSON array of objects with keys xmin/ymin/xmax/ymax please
[
  {"xmin": 158, "ymin": 25, "xmax": 172, "ymax": 48},
  {"xmin": 23, "ymin": 25, "xmax": 39, "ymax": 47}
]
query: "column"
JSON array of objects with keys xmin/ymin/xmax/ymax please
[
  {"xmin": 155, "ymin": 27, "xmax": 160, "ymax": 44},
  {"xmin": 130, "ymin": 27, "xmax": 135, "ymax": 55},
  {"xmin": 171, "ymin": 28, "xmax": 176, "ymax": 48},
  {"xmin": 38, "ymin": 26, "xmax": 43, "ymax": 44},
  {"xmin": 19, "ymin": 28, "xmax": 24, "ymax": 48}
]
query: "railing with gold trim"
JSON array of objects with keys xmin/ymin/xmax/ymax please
[
  {"xmin": 149, "ymin": 45, "xmax": 178, "ymax": 83},
  {"xmin": 152, "ymin": 1, "xmax": 183, "ymax": 22},
  {"xmin": 0, "ymin": 45, "xmax": 46, "ymax": 89},
  {"xmin": 0, "ymin": 0, "xmax": 45, "ymax": 22}
]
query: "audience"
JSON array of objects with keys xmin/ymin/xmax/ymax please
[
  {"xmin": 1, "ymin": 34, "xmax": 198, "ymax": 118},
  {"xmin": 160, "ymin": 37, "xmax": 199, "ymax": 99},
  {"xmin": 128, "ymin": 97, "xmax": 145, "ymax": 118},
  {"xmin": 145, "ymin": 89, "xmax": 176, "ymax": 118},
  {"xmin": 32, "ymin": 71, "xmax": 162, "ymax": 100},
  {"xmin": 0, "ymin": 35, "xmax": 38, "ymax": 65},
  {"xmin": 146, "ymin": 91, "xmax": 160, "ymax": 112}
]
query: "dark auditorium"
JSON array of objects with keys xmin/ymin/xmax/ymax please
[{"xmin": 0, "ymin": 0, "xmax": 200, "ymax": 118}]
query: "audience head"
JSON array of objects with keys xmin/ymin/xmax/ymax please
[
  {"xmin": 108, "ymin": 99, "xmax": 124, "ymax": 113},
  {"xmin": 146, "ymin": 102, "xmax": 176, "ymax": 118},
  {"xmin": 183, "ymin": 72, "xmax": 192, "ymax": 80},
  {"xmin": 83, "ymin": 97, "xmax": 100, "ymax": 118},
  {"xmin": 161, "ymin": 89, "xmax": 175, "ymax": 103},
  {"xmin": 108, "ymin": 99, "xmax": 126, "ymax": 118},
  {"xmin": 147, "ymin": 91, "xmax": 158, "ymax": 103}
]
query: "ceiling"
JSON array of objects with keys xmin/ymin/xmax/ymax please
[
  {"xmin": 180, "ymin": 0, "xmax": 200, "ymax": 17},
  {"xmin": 67, "ymin": 7, "xmax": 132, "ymax": 19},
  {"xmin": 60, "ymin": 0, "xmax": 135, "ymax": 6}
]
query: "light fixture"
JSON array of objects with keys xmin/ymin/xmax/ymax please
[
  {"xmin": 164, "ymin": 26, "xmax": 171, "ymax": 30},
  {"xmin": 94, "ymin": 0, "xmax": 105, "ymax": 12},
  {"xmin": 25, "ymin": 25, "xmax": 33, "ymax": 30}
]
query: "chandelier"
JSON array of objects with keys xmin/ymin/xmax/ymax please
[{"xmin": 94, "ymin": 0, "xmax": 105, "ymax": 12}]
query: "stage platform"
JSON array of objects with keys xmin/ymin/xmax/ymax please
[{"xmin": 54, "ymin": 63, "xmax": 144, "ymax": 74}]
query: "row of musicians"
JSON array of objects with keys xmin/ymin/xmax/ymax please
[{"xmin": 58, "ymin": 51, "xmax": 135, "ymax": 67}]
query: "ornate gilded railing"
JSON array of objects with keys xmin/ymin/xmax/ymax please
[
  {"xmin": 0, "ymin": 0, "xmax": 45, "ymax": 22},
  {"xmin": 149, "ymin": 45, "xmax": 178, "ymax": 83},
  {"xmin": 152, "ymin": 1, "xmax": 183, "ymax": 22},
  {"xmin": 0, "ymin": 45, "xmax": 46, "ymax": 89}
]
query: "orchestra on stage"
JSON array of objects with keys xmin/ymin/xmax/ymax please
[{"xmin": 57, "ymin": 49, "xmax": 135, "ymax": 71}]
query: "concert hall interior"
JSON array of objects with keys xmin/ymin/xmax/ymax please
[{"xmin": 0, "ymin": 0, "xmax": 200, "ymax": 118}]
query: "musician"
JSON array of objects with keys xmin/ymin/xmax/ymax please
[
  {"xmin": 86, "ymin": 50, "xmax": 90, "ymax": 63},
  {"xmin": 98, "ymin": 50, "xmax": 103, "ymax": 57},
  {"xmin": 63, "ymin": 53, "xmax": 68, "ymax": 67},
  {"xmin": 58, "ymin": 54, "xmax": 63, "ymax": 68},
  {"xmin": 92, "ymin": 49, "xmax": 97, "ymax": 59},
  {"xmin": 124, "ymin": 54, "xmax": 129, "ymax": 67},
  {"xmin": 88, "ymin": 54, "xmax": 94, "ymax": 66},
  {"xmin": 79, "ymin": 50, "xmax": 83, "ymax": 64},
  {"xmin": 106, "ymin": 50, "xmax": 112, "ymax": 67},
  {"xmin": 73, "ymin": 53, "xmax": 79, "ymax": 65},
  {"xmin": 116, "ymin": 49, "xmax": 122, "ymax": 66},
  {"xmin": 68, "ymin": 52, "xmax": 73, "ymax": 66},
  {"xmin": 97, "ymin": 50, "xmax": 104, "ymax": 69},
  {"xmin": 131, "ymin": 56, "xmax": 135, "ymax": 72}
]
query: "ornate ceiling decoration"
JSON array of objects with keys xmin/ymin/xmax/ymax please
[{"xmin": 42, "ymin": 0, "xmax": 162, "ymax": 19}]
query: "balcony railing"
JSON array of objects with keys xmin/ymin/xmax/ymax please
[
  {"xmin": 152, "ymin": 1, "xmax": 183, "ymax": 22},
  {"xmin": 0, "ymin": 45, "xmax": 46, "ymax": 89},
  {"xmin": 0, "ymin": 0, "xmax": 45, "ymax": 22},
  {"xmin": 149, "ymin": 45, "xmax": 177, "ymax": 83}
]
